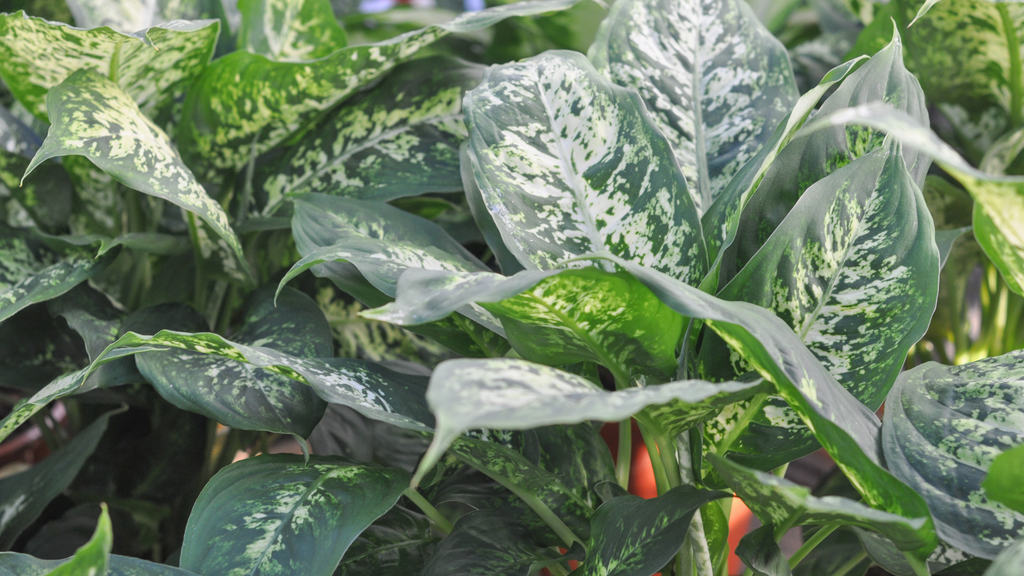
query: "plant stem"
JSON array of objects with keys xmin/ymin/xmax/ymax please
[
  {"xmin": 546, "ymin": 561, "xmax": 570, "ymax": 576},
  {"xmin": 999, "ymin": 2, "xmax": 1023, "ymax": 128},
  {"xmin": 773, "ymin": 508, "xmax": 802, "ymax": 542},
  {"xmin": 833, "ymin": 550, "xmax": 869, "ymax": 576},
  {"xmin": 688, "ymin": 510, "xmax": 714, "ymax": 576},
  {"xmin": 788, "ymin": 523, "xmax": 839, "ymax": 568},
  {"xmin": 714, "ymin": 393, "xmax": 769, "ymax": 456},
  {"xmin": 616, "ymin": 418, "xmax": 632, "ymax": 490},
  {"xmin": 472, "ymin": 463, "xmax": 582, "ymax": 548},
  {"xmin": 903, "ymin": 552, "xmax": 931, "ymax": 576},
  {"xmin": 403, "ymin": 487, "xmax": 453, "ymax": 535},
  {"xmin": 639, "ymin": 423, "xmax": 670, "ymax": 495}
]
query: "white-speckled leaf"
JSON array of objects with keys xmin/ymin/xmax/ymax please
[
  {"xmin": 180, "ymin": 454, "xmax": 408, "ymax": 576},
  {"xmin": 256, "ymin": 57, "xmax": 482, "ymax": 214},
  {"xmin": 178, "ymin": 0, "xmax": 582, "ymax": 179},
  {"xmin": 882, "ymin": 352, "xmax": 1024, "ymax": 559},
  {"xmin": 588, "ymin": 0, "xmax": 798, "ymax": 213},
  {"xmin": 238, "ymin": 0, "xmax": 347, "ymax": 61},
  {"xmin": 66, "ymin": 0, "xmax": 224, "ymax": 33},
  {"xmin": 412, "ymin": 357, "xmax": 762, "ymax": 484},
  {"xmin": 464, "ymin": 50, "xmax": 707, "ymax": 284},
  {"xmin": 0, "ymin": 12, "xmax": 218, "ymax": 125},
  {"xmin": 24, "ymin": 69, "xmax": 251, "ymax": 281}
]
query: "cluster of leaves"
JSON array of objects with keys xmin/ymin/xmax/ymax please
[{"xmin": 0, "ymin": 0, "xmax": 1023, "ymax": 575}]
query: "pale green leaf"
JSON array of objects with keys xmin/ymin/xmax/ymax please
[
  {"xmin": 983, "ymin": 444, "xmax": 1024, "ymax": 515},
  {"xmin": 0, "ymin": 553, "xmax": 202, "ymax": 576},
  {"xmin": 44, "ymin": 504, "xmax": 111, "ymax": 576},
  {"xmin": 238, "ymin": 0, "xmax": 347, "ymax": 61},
  {"xmin": 589, "ymin": 0, "xmax": 798, "ymax": 213}
]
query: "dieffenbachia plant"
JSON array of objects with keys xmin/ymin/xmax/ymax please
[{"xmin": 0, "ymin": 0, "xmax": 1023, "ymax": 574}]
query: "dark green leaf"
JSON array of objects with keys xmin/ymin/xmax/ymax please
[
  {"xmin": 334, "ymin": 504, "xmax": 435, "ymax": 576},
  {"xmin": 238, "ymin": 0, "xmax": 347, "ymax": 61},
  {"xmin": 792, "ymin": 527, "xmax": 871, "ymax": 576},
  {"xmin": 736, "ymin": 524, "xmax": 792, "ymax": 576},
  {"xmin": 984, "ymin": 444, "xmax": 1024, "ymax": 515},
  {"xmin": 180, "ymin": 454, "xmax": 409, "ymax": 576},
  {"xmin": 309, "ymin": 403, "xmax": 430, "ymax": 473},
  {"xmin": 0, "ymin": 304, "xmax": 87, "ymax": 392},
  {"xmin": 420, "ymin": 510, "xmax": 553, "ymax": 576}
]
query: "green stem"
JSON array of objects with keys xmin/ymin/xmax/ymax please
[
  {"xmin": 472, "ymin": 463, "xmax": 581, "ymax": 547},
  {"xmin": 688, "ymin": 510, "xmax": 714, "ymax": 576},
  {"xmin": 546, "ymin": 561, "xmax": 570, "ymax": 576},
  {"xmin": 833, "ymin": 550, "xmax": 869, "ymax": 576},
  {"xmin": 773, "ymin": 462, "xmax": 789, "ymax": 478},
  {"xmin": 616, "ymin": 419, "xmax": 632, "ymax": 490},
  {"xmin": 903, "ymin": 552, "xmax": 931, "ymax": 576},
  {"xmin": 403, "ymin": 487, "xmax": 453, "ymax": 535},
  {"xmin": 788, "ymin": 524, "xmax": 839, "ymax": 568},
  {"xmin": 998, "ymin": 3, "xmax": 1023, "ymax": 128},
  {"xmin": 773, "ymin": 508, "xmax": 802, "ymax": 542},
  {"xmin": 639, "ymin": 423, "xmax": 670, "ymax": 495},
  {"xmin": 714, "ymin": 393, "xmax": 769, "ymax": 456}
]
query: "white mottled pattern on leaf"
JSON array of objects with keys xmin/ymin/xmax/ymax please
[
  {"xmin": 464, "ymin": 51, "xmax": 706, "ymax": 283},
  {"xmin": 0, "ymin": 13, "xmax": 218, "ymax": 123},
  {"xmin": 24, "ymin": 69, "xmax": 249, "ymax": 280},
  {"xmin": 238, "ymin": 0, "xmax": 348, "ymax": 61},
  {"xmin": 589, "ymin": 0, "xmax": 798, "ymax": 212}
]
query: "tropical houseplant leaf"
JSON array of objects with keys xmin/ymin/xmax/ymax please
[{"xmin": 238, "ymin": 0, "xmax": 348, "ymax": 61}]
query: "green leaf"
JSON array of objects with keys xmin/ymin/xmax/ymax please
[
  {"xmin": 23, "ymin": 69, "xmax": 251, "ymax": 283},
  {"xmin": 178, "ymin": 0, "xmax": 583, "ymax": 178},
  {"xmin": 709, "ymin": 454, "xmax": 932, "ymax": 552},
  {"xmin": 0, "ymin": 410, "xmax": 114, "ymax": 549},
  {"xmin": 463, "ymin": 50, "xmax": 707, "ymax": 284},
  {"xmin": 419, "ymin": 509, "xmax": 554, "ymax": 576},
  {"xmin": 792, "ymin": 527, "xmax": 871, "ymax": 576},
  {"xmin": 461, "ymin": 142, "xmax": 524, "ymax": 276},
  {"xmin": 984, "ymin": 444, "xmax": 1024, "ymax": 515},
  {"xmin": 255, "ymin": 57, "xmax": 482, "ymax": 214},
  {"xmin": 65, "ymin": 0, "xmax": 225, "ymax": 33},
  {"xmin": 238, "ymin": 0, "xmax": 347, "ymax": 61},
  {"xmin": 0, "ymin": 304, "xmax": 86, "ymax": 392},
  {"xmin": 334, "ymin": 504, "xmax": 435, "ymax": 576},
  {"xmin": 736, "ymin": 524, "xmax": 792, "ymax": 576},
  {"xmin": 0, "ymin": 12, "xmax": 219, "ymax": 125},
  {"xmin": 0, "ymin": 223, "xmax": 116, "ymax": 324},
  {"xmin": 412, "ymin": 357, "xmax": 761, "ymax": 484},
  {"xmin": 0, "ymin": 106, "xmax": 72, "ymax": 231},
  {"xmin": 44, "ymin": 503, "xmax": 112, "ymax": 576},
  {"xmin": 0, "ymin": 553, "xmax": 203, "ymax": 575},
  {"xmin": 588, "ymin": 0, "xmax": 798, "ymax": 213},
  {"xmin": 309, "ymin": 403, "xmax": 430, "ymax": 473},
  {"xmin": 180, "ymin": 454, "xmax": 409, "ymax": 576},
  {"xmin": 983, "ymin": 539, "xmax": 1024, "ymax": 576},
  {"xmin": 882, "ymin": 352, "xmax": 1024, "ymax": 559},
  {"xmin": 576, "ymin": 486, "xmax": 728, "ymax": 576},
  {"xmin": 136, "ymin": 286, "xmax": 330, "ymax": 437}
]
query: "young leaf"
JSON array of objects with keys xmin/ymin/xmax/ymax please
[
  {"xmin": 0, "ymin": 410, "xmax": 114, "ymax": 549},
  {"xmin": 135, "ymin": 286, "xmax": 330, "ymax": 437},
  {"xmin": 23, "ymin": 69, "xmax": 251, "ymax": 282},
  {"xmin": 463, "ymin": 50, "xmax": 707, "ymax": 283},
  {"xmin": 42, "ymin": 504, "xmax": 112, "ymax": 576},
  {"xmin": 0, "ymin": 13, "xmax": 219, "ymax": 124},
  {"xmin": 983, "ymin": 444, "xmax": 1024, "ymax": 515},
  {"xmin": 180, "ymin": 454, "xmax": 409, "ymax": 576},
  {"xmin": 178, "ymin": 0, "xmax": 583, "ymax": 178},
  {"xmin": 335, "ymin": 504, "xmax": 435, "ymax": 576},
  {"xmin": 736, "ymin": 524, "xmax": 792, "ymax": 576},
  {"xmin": 576, "ymin": 486, "xmax": 728, "ymax": 576},
  {"xmin": 419, "ymin": 510, "xmax": 556, "ymax": 576},
  {"xmin": 882, "ymin": 352, "xmax": 1024, "ymax": 559},
  {"xmin": 256, "ymin": 57, "xmax": 483, "ymax": 214},
  {"xmin": 589, "ymin": 0, "xmax": 798, "ymax": 213},
  {"xmin": 238, "ymin": 0, "xmax": 347, "ymax": 61},
  {"xmin": 709, "ymin": 454, "xmax": 932, "ymax": 553},
  {"xmin": 0, "ymin": 552, "xmax": 203, "ymax": 575}
]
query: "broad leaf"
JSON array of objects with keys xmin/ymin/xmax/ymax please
[
  {"xmin": 983, "ymin": 444, "xmax": 1024, "ymax": 515},
  {"xmin": 65, "ymin": 0, "xmax": 224, "ymax": 33},
  {"xmin": 0, "ymin": 410, "xmax": 113, "ymax": 549},
  {"xmin": 736, "ymin": 524, "xmax": 792, "ymax": 576},
  {"xmin": 178, "ymin": 0, "xmax": 583, "ymax": 178},
  {"xmin": 983, "ymin": 539, "xmax": 1024, "ymax": 576},
  {"xmin": 463, "ymin": 50, "xmax": 707, "ymax": 284},
  {"xmin": 43, "ymin": 504, "xmax": 112, "ymax": 576},
  {"xmin": 256, "ymin": 57, "xmax": 482, "ymax": 214},
  {"xmin": 0, "ymin": 553, "xmax": 202, "ymax": 576},
  {"xmin": 0, "ymin": 13, "xmax": 219, "ymax": 124},
  {"xmin": 310, "ymin": 404, "xmax": 430, "ymax": 473},
  {"xmin": 0, "ymin": 223, "xmax": 115, "ymax": 324},
  {"xmin": 420, "ymin": 510, "xmax": 554, "ymax": 576},
  {"xmin": 576, "ymin": 486, "xmax": 727, "ymax": 576},
  {"xmin": 0, "ymin": 106, "xmax": 71, "ymax": 231},
  {"xmin": 180, "ymin": 454, "xmax": 408, "ymax": 576},
  {"xmin": 589, "ymin": 0, "xmax": 798, "ymax": 213},
  {"xmin": 0, "ymin": 304, "xmax": 86, "ymax": 392},
  {"xmin": 136, "ymin": 286, "xmax": 330, "ymax": 437},
  {"xmin": 412, "ymin": 357, "xmax": 761, "ymax": 484},
  {"xmin": 238, "ymin": 0, "xmax": 347, "ymax": 61},
  {"xmin": 461, "ymin": 142, "xmax": 524, "ymax": 276},
  {"xmin": 334, "ymin": 504, "xmax": 435, "ymax": 576},
  {"xmin": 23, "ymin": 69, "xmax": 251, "ymax": 282},
  {"xmin": 709, "ymin": 454, "xmax": 932, "ymax": 552},
  {"xmin": 882, "ymin": 352, "xmax": 1024, "ymax": 559}
]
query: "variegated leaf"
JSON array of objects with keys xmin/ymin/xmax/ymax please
[
  {"xmin": 588, "ymin": 0, "xmax": 798, "ymax": 213},
  {"xmin": 463, "ymin": 50, "xmax": 707, "ymax": 284},
  {"xmin": 178, "ymin": 0, "xmax": 582, "ymax": 178},
  {"xmin": 461, "ymin": 142, "xmax": 524, "ymax": 276},
  {"xmin": 256, "ymin": 57, "xmax": 482, "ymax": 214},
  {"xmin": 238, "ymin": 0, "xmax": 347, "ymax": 61},
  {"xmin": 411, "ymin": 357, "xmax": 761, "ymax": 484},
  {"xmin": 24, "ymin": 69, "xmax": 251, "ymax": 282},
  {"xmin": 366, "ymin": 267, "xmax": 684, "ymax": 380},
  {"xmin": 721, "ymin": 33, "xmax": 929, "ymax": 283},
  {"xmin": 66, "ymin": 0, "xmax": 224, "ymax": 33},
  {"xmin": 0, "ymin": 12, "xmax": 219, "ymax": 125},
  {"xmin": 0, "ymin": 224, "xmax": 115, "ymax": 324},
  {"xmin": 180, "ymin": 454, "xmax": 409, "ymax": 576},
  {"xmin": 335, "ymin": 504, "xmax": 435, "ymax": 576},
  {"xmin": 882, "ymin": 352, "xmax": 1024, "ymax": 559},
  {"xmin": 709, "ymin": 454, "xmax": 932, "ymax": 553},
  {"xmin": 985, "ymin": 539, "xmax": 1024, "ymax": 576}
]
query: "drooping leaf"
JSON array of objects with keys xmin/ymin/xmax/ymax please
[
  {"xmin": 576, "ymin": 486, "xmax": 728, "ymax": 576},
  {"xmin": 882, "ymin": 352, "xmax": 1024, "ymax": 559},
  {"xmin": 983, "ymin": 539, "xmax": 1024, "ymax": 576},
  {"xmin": 419, "ymin": 510, "xmax": 554, "ymax": 576},
  {"xmin": 178, "ymin": 0, "xmax": 583, "ymax": 179},
  {"xmin": 983, "ymin": 444, "xmax": 1024, "ymax": 515},
  {"xmin": 136, "ymin": 286, "xmax": 330, "ymax": 437},
  {"xmin": 238, "ymin": 0, "xmax": 347, "ymax": 61},
  {"xmin": 709, "ymin": 454, "xmax": 932, "ymax": 553},
  {"xmin": 180, "ymin": 454, "xmax": 409, "ymax": 576},
  {"xmin": 589, "ymin": 0, "xmax": 798, "ymax": 213},
  {"xmin": 0, "ymin": 223, "xmax": 116, "ymax": 324},
  {"xmin": 0, "ymin": 13, "xmax": 219, "ymax": 124},
  {"xmin": 23, "ymin": 69, "xmax": 251, "ymax": 282},
  {"xmin": 0, "ymin": 552, "xmax": 203, "ymax": 576},
  {"xmin": 735, "ymin": 524, "xmax": 792, "ymax": 576},
  {"xmin": 255, "ymin": 57, "xmax": 482, "ymax": 214},
  {"xmin": 334, "ymin": 504, "xmax": 436, "ymax": 576},
  {"xmin": 463, "ymin": 49, "xmax": 707, "ymax": 284},
  {"xmin": 0, "ymin": 410, "xmax": 114, "ymax": 550},
  {"xmin": 411, "ymin": 357, "xmax": 760, "ymax": 484}
]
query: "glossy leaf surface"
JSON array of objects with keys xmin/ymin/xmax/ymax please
[{"xmin": 238, "ymin": 0, "xmax": 347, "ymax": 61}]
